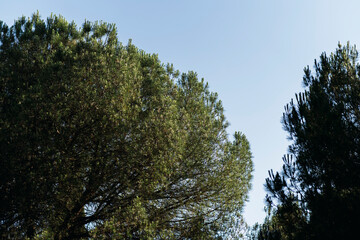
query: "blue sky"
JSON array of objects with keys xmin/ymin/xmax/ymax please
[{"xmin": 2, "ymin": 0, "xmax": 360, "ymax": 226}]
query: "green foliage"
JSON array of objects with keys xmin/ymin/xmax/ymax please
[
  {"xmin": 0, "ymin": 13, "xmax": 253, "ymax": 239},
  {"xmin": 261, "ymin": 43, "xmax": 360, "ymax": 240}
]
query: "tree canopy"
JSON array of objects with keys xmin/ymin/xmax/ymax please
[
  {"xmin": 261, "ymin": 44, "xmax": 360, "ymax": 240},
  {"xmin": 0, "ymin": 13, "xmax": 253, "ymax": 239}
]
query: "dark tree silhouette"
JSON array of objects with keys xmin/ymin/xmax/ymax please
[{"xmin": 263, "ymin": 43, "xmax": 360, "ymax": 240}]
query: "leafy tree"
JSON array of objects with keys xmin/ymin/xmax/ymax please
[
  {"xmin": 263, "ymin": 43, "xmax": 360, "ymax": 239},
  {"xmin": 0, "ymin": 13, "xmax": 253, "ymax": 239}
]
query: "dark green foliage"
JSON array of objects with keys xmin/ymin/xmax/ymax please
[
  {"xmin": 0, "ymin": 13, "xmax": 253, "ymax": 239},
  {"xmin": 261, "ymin": 44, "xmax": 360, "ymax": 240}
]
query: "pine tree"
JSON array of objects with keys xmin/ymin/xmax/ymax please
[
  {"xmin": 0, "ymin": 13, "xmax": 253, "ymax": 239},
  {"xmin": 264, "ymin": 43, "xmax": 360, "ymax": 240}
]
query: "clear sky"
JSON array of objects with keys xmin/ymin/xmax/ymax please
[{"xmin": 2, "ymin": 0, "xmax": 360, "ymax": 226}]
